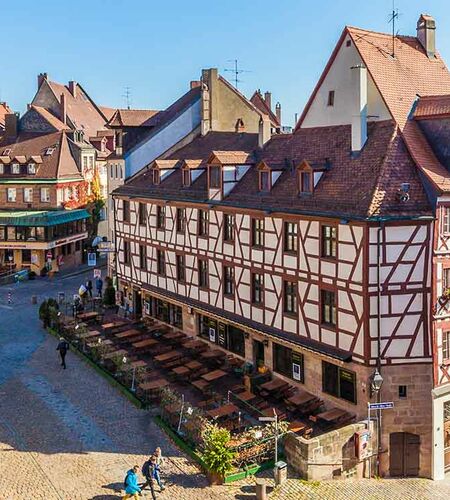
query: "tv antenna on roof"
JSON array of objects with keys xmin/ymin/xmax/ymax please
[
  {"xmin": 388, "ymin": 0, "xmax": 400, "ymax": 57},
  {"xmin": 122, "ymin": 86, "xmax": 132, "ymax": 110},
  {"xmin": 224, "ymin": 59, "xmax": 251, "ymax": 90}
]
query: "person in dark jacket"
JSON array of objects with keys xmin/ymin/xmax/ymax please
[
  {"xmin": 56, "ymin": 337, "xmax": 69, "ymax": 369},
  {"xmin": 86, "ymin": 280, "xmax": 93, "ymax": 298},
  {"xmin": 141, "ymin": 457, "xmax": 157, "ymax": 499},
  {"xmin": 96, "ymin": 277, "xmax": 103, "ymax": 298}
]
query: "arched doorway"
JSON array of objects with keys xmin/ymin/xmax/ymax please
[{"xmin": 389, "ymin": 432, "xmax": 420, "ymax": 477}]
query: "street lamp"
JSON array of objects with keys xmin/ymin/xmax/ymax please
[
  {"xmin": 369, "ymin": 368, "xmax": 383, "ymax": 478},
  {"xmin": 370, "ymin": 369, "xmax": 383, "ymax": 397},
  {"xmin": 123, "ymin": 356, "xmax": 136, "ymax": 392}
]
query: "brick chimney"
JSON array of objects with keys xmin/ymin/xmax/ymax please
[
  {"xmin": 417, "ymin": 14, "xmax": 436, "ymax": 59},
  {"xmin": 275, "ymin": 102, "xmax": 281, "ymax": 125},
  {"xmin": 190, "ymin": 80, "xmax": 201, "ymax": 89},
  {"xmin": 68, "ymin": 81, "xmax": 77, "ymax": 98},
  {"xmin": 37, "ymin": 72, "xmax": 48, "ymax": 88},
  {"xmin": 5, "ymin": 113, "xmax": 19, "ymax": 139},
  {"xmin": 264, "ymin": 91, "xmax": 272, "ymax": 111},
  {"xmin": 60, "ymin": 93, "xmax": 67, "ymax": 124},
  {"xmin": 350, "ymin": 65, "xmax": 368, "ymax": 153}
]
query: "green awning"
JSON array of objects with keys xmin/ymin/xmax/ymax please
[{"xmin": 0, "ymin": 209, "xmax": 90, "ymax": 227}]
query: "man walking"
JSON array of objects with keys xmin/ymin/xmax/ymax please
[
  {"xmin": 122, "ymin": 465, "xmax": 142, "ymax": 499},
  {"xmin": 56, "ymin": 337, "xmax": 69, "ymax": 369},
  {"xmin": 141, "ymin": 457, "xmax": 157, "ymax": 500},
  {"xmin": 96, "ymin": 277, "xmax": 103, "ymax": 298}
]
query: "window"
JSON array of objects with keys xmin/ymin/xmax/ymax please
[
  {"xmin": 399, "ymin": 385, "xmax": 407, "ymax": 399},
  {"xmin": 24, "ymin": 187, "xmax": 33, "ymax": 203},
  {"xmin": 284, "ymin": 222, "xmax": 297, "ymax": 253},
  {"xmin": 299, "ymin": 171, "xmax": 312, "ymax": 193},
  {"xmin": 157, "ymin": 249, "xmax": 166, "ymax": 276},
  {"xmin": 198, "ymin": 258, "xmax": 209, "ymax": 288},
  {"xmin": 139, "ymin": 244, "xmax": 147, "ymax": 270},
  {"xmin": 83, "ymin": 156, "xmax": 88, "ymax": 169},
  {"xmin": 198, "ymin": 209, "xmax": 208, "ymax": 236},
  {"xmin": 322, "ymin": 225, "xmax": 337, "ymax": 258},
  {"xmin": 176, "ymin": 208, "xmax": 186, "ymax": 233},
  {"xmin": 251, "ymin": 218, "xmax": 264, "ymax": 248},
  {"xmin": 182, "ymin": 169, "xmax": 191, "ymax": 187},
  {"xmin": 176, "ymin": 254, "xmax": 186, "ymax": 282},
  {"xmin": 273, "ymin": 343, "xmax": 304, "ymax": 382},
  {"xmin": 251, "ymin": 273, "xmax": 264, "ymax": 304},
  {"xmin": 89, "ymin": 156, "xmax": 94, "ymax": 169},
  {"xmin": 228, "ymin": 325, "xmax": 245, "ymax": 357},
  {"xmin": 224, "ymin": 214, "xmax": 235, "ymax": 241},
  {"xmin": 224, "ymin": 265, "xmax": 234, "ymax": 296},
  {"xmin": 443, "ymin": 207, "xmax": 450, "ymax": 234},
  {"xmin": 40, "ymin": 188, "xmax": 50, "ymax": 203},
  {"xmin": 123, "ymin": 200, "xmax": 130, "ymax": 222},
  {"xmin": 209, "ymin": 165, "xmax": 221, "ymax": 189},
  {"xmin": 124, "ymin": 240, "xmax": 131, "ymax": 265},
  {"xmin": 443, "ymin": 268, "xmax": 450, "ymax": 292},
  {"xmin": 138, "ymin": 203, "xmax": 146, "ymax": 226},
  {"xmin": 321, "ymin": 289, "xmax": 336, "ymax": 326},
  {"xmin": 443, "ymin": 331, "xmax": 450, "ymax": 360},
  {"xmin": 259, "ymin": 170, "xmax": 270, "ymax": 192},
  {"xmin": 11, "ymin": 163, "xmax": 20, "ymax": 174},
  {"xmin": 322, "ymin": 361, "xmax": 357, "ymax": 404},
  {"xmin": 28, "ymin": 163, "xmax": 36, "ymax": 174},
  {"xmin": 284, "ymin": 280, "xmax": 297, "ymax": 314},
  {"xmin": 327, "ymin": 90, "xmax": 335, "ymax": 106},
  {"xmin": 0, "ymin": 164, "xmax": 3, "ymax": 174},
  {"xmin": 156, "ymin": 205, "xmax": 165, "ymax": 229},
  {"xmin": 153, "ymin": 169, "xmax": 160, "ymax": 185}
]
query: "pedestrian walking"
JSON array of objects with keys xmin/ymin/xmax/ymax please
[
  {"xmin": 56, "ymin": 337, "xmax": 69, "ymax": 369},
  {"xmin": 141, "ymin": 457, "xmax": 157, "ymax": 500},
  {"xmin": 122, "ymin": 465, "xmax": 142, "ymax": 499},
  {"xmin": 150, "ymin": 455, "xmax": 165, "ymax": 491},
  {"xmin": 96, "ymin": 277, "xmax": 103, "ymax": 298},
  {"xmin": 86, "ymin": 279, "xmax": 93, "ymax": 298},
  {"xmin": 154, "ymin": 447, "xmax": 164, "ymax": 466}
]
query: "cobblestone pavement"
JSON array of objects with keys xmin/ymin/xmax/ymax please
[{"xmin": 1, "ymin": 273, "xmax": 450, "ymax": 499}]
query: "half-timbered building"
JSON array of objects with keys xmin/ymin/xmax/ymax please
[{"xmin": 113, "ymin": 14, "xmax": 450, "ymax": 479}]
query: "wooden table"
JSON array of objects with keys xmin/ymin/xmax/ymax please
[
  {"xmin": 172, "ymin": 366, "xmax": 190, "ymax": 376},
  {"xmin": 260, "ymin": 378, "xmax": 289, "ymax": 392},
  {"xmin": 77, "ymin": 311, "xmax": 98, "ymax": 322},
  {"xmin": 183, "ymin": 339, "xmax": 206, "ymax": 349},
  {"xmin": 103, "ymin": 349, "xmax": 127, "ymax": 360},
  {"xmin": 288, "ymin": 421, "xmax": 307, "ymax": 433},
  {"xmin": 201, "ymin": 349, "xmax": 226, "ymax": 360},
  {"xmin": 185, "ymin": 360, "xmax": 202, "ymax": 370},
  {"xmin": 317, "ymin": 408, "xmax": 351, "ymax": 423},
  {"xmin": 146, "ymin": 323, "xmax": 166, "ymax": 333},
  {"xmin": 235, "ymin": 390, "xmax": 257, "ymax": 402},
  {"xmin": 165, "ymin": 331, "xmax": 185, "ymax": 340},
  {"xmin": 207, "ymin": 403, "xmax": 239, "ymax": 419},
  {"xmin": 154, "ymin": 350, "xmax": 181, "ymax": 362},
  {"xmin": 286, "ymin": 391, "xmax": 317, "ymax": 407},
  {"xmin": 191, "ymin": 379, "xmax": 210, "ymax": 391},
  {"xmin": 201, "ymin": 369, "xmax": 227, "ymax": 382},
  {"xmin": 132, "ymin": 338, "xmax": 158, "ymax": 349},
  {"xmin": 115, "ymin": 329, "xmax": 141, "ymax": 339},
  {"xmin": 139, "ymin": 378, "xmax": 169, "ymax": 391},
  {"xmin": 103, "ymin": 320, "xmax": 128, "ymax": 331},
  {"xmin": 78, "ymin": 330, "xmax": 101, "ymax": 339}
]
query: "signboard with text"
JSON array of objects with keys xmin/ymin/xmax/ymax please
[
  {"xmin": 368, "ymin": 402, "xmax": 394, "ymax": 410},
  {"xmin": 87, "ymin": 253, "xmax": 97, "ymax": 266}
]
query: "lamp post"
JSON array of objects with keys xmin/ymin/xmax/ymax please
[
  {"xmin": 369, "ymin": 368, "xmax": 383, "ymax": 477},
  {"xmin": 123, "ymin": 356, "xmax": 136, "ymax": 392}
]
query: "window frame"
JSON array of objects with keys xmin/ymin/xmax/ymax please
[
  {"xmin": 182, "ymin": 168, "xmax": 191, "ymax": 187},
  {"xmin": 251, "ymin": 272, "xmax": 264, "ymax": 305},
  {"xmin": 251, "ymin": 218, "xmax": 264, "ymax": 248},
  {"xmin": 40, "ymin": 187, "xmax": 50, "ymax": 203},
  {"xmin": 176, "ymin": 208, "xmax": 186, "ymax": 233},
  {"xmin": 176, "ymin": 253, "xmax": 186, "ymax": 282},
  {"xmin": 11, "ymin": 163, "xmax": 20, "ymax": 174},
  {"xmin": 139, "ymin": 244, "xmax": 147, "ymax": 270},
  {"xmin": 321, "ymin": 288, "xmax": 337, "ymax": 327},
  {"xmin": 223, "ymin": 213, "xmax": 235, "ymax": 242},
  {"xmin": 327, "ymin": 90, "xmax": 335, "ymax": 107},
  {"xmin": 198, "ymin": 258, "xmax": 209, "ymax": 288},
  {"xmin": 209, "ymin": 165, "xmax": 222, "ymax": 189},
  {"xmin": 283, "ymin": 280, "xmax": 297, "ymax": 315},
  {"xmin": 156, "ymin": 205, "xmax": 165, "ymax": 229},
  {"xmin": 442, "ymin": 207, "xmax": 450, "ymax": 234},
  {"xmin": 259, "ymin": 170, "xmax": 271, "ymax": 192},
  {"xmin": 198, "ymin": 209, "xmax": 209, "ymax": 237},
  {"xmin": 123, "ymin": 240, "xmax": 131, "ymax": 265},
  {"xmin": 122, "ymin": 200, "xmax": 130, "ymax": 223},
  {"xmin": 299, "ymin": 170, "xmax": 313, "ymax": 194},
  {"xmin": 223, "ymin": 265, "xmax": 235, "ymax": 296},
  {"xmin": 273, "ymin": 343, "xmax": 304, "ymax": 382},
  {"xmin": 138, "ymin": 203, "xmax": 146, "ymax": 226},
  {"xmin": 322, "ymin": 361, "xmax": 357, "ymax": 404},
  {"xmin": 443, "ymin": 331, "xmax": 450, "ymax": 361},
  {"xmin": 321, "ymin": 224, "xmax": 337, "ymax": 259},
  {"xmin": 283, "ymin": 221, "xmax": 298, "ymax": 253},
  {"xmin": 156, "ymin": 249, "xmax": 166, "ymax": 276},
  {"xmin": 7, "ymin": 188, "xmax": 16, "ymax": 203}
]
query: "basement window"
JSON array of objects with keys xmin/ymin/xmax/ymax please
[
  {"xmin": 327, "ymin": 90, "xmax": 335, "ymax": 107},
  {"xmin": 399, "ymin": 385, "xmax": 407, "ymax": 399}
]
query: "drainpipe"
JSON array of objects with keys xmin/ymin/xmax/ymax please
[{"xmin": 376, "ymin": 222, "xmax": 384, "ymax": 476}]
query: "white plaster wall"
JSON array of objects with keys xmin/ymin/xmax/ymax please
[
  {"xmin": 125, "ymin": 99, "xmax": 201, "ymax": 178},
  {"xmin": 432, "ymin": 388, "xmax": 450, "ymax": 480},
  {"xmin": 301, "ymin": 35, "xmax": 391, "ymax": 128}
]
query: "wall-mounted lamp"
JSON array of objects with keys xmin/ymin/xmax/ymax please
[{"xmin": 370, "ymin": 369, "xmax": 383, "ymax": 398}]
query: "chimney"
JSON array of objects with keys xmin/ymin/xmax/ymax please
[
  {"xmin": 275, "ymin": 102, "xmax": 282, "ymax": 125},
  {"xmin": 417, "ymin": 14, "xmax": 436, "ymax": 59},
  {"xmin": 350, "ymin": 65, "xmax": 368, "ymax": 153},
  {"xmin": 68, "ymin": 81, "xmax": 77, "ymax": 98},
  {"xmin": 60, "ymin": 93, "xmax": 67, "ymax": 124},
  {"xmin": 201, "ymin": 68, "xmax": 219, "ymax": 135},
  {"xmin": 258, "ymin": 116, "xmax": 271, "ymax": 148},
  {"xmin": 264, "ymin": 91, "xmax": 272, "ymax": 111},
  {"xmin": 190, "ymin": 80, "xmax": 201, "ymax": 89},
  {"xmin": 5, "ymin": 113, "xmax": 19, "ymax": 139},
  {"xmin": 37, "ymin": 72, "xmax": 48, "ymax": 88}
]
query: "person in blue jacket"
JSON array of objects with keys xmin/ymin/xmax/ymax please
[{"xmin": 122, "ymin": 465, "xmax": 142, "ymax": 499}]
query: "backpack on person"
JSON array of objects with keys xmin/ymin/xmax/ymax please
[{"xmin": 142, "ymin": 460, "xmax": 151, "ymax": 478}]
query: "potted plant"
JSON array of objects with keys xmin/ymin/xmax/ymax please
[{"xmin": 201, "ymin": 424, "xmax": 235, "ymax": 484}]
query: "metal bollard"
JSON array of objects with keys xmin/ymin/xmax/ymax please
[{"xmin": 255, "ymin": 479, "xmax": 267, "ymax": 500}]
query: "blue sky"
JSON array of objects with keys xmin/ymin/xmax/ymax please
[{"xmin": 3, "ymin": 0, "xmax": 450, "ymax": 126}]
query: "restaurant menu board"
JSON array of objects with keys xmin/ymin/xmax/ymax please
[{"xmin": 218, "ymin": 323, "xmax": 227, "ymax": 348}]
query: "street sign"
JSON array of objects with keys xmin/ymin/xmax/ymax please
[
  {"xmin": 259, "ymin": 416, "xmax": 276, "ymax": 422},
  {"xmin": 368, "ymin": 401, "xmax": 394, "ymax": 410},
  {"xmin": 93, "ymin": 268, "xmax": 102, "ymax": 279},
  {"xmin": 87, "ymin": 253, "xmax": 97, "ymax": 266}
]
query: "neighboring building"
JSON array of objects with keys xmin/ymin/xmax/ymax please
[
  {"xmin": 0, "ymin": 111, "xmax": 89, "ymax": 273},
  {"xmin": 0, "ymin": 102, "xmax": 12, "ymax": 133},
  {"xmin": 113, "ymin": 14, "xmax": 450, "ymax": 479}
]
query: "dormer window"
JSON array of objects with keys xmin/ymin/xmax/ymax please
[
  {"xmin": 153, "ymin": 169, "xmax": 160, "ymax": 185},
  {"xmin": 182, "ymin": 168, "xmax": 191, "ymax": 187},
  {"xmin": 11, "ymin": 163, "xmax": 20, "ymax": 174},
  {"xmin": 299, "ymin": 171, "xmax": 312, "ymax": 193},
  {"xmin": 260, "ymin": 170, "xmax": 270, "ymax": 192},
  {"xmin": 28, "ymin": 163, "xmax": 36, "ymax": 174},
  {"xmin": 209, "ymin": 165, "xmax": 221, "ymax": 189}
]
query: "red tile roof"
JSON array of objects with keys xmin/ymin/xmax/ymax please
[
  {"xmin": 250, "ymin": 91, "xmax": 280, "ymax": 127},
  {"xmin": 31, "ymin": 106, "xmax": 70, "ymax": 131},
  {"xmin": 413, "ymin": 94, "xmax": 450, "ymax": 119},
  {"xmin": 0, "ymin": 102, "xmax": 12, "ymax": 129},
  {"xmin": 107, "ymin": 109, "xmax": 160, "ymax": 128}
]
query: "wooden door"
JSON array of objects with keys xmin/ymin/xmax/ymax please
[{"xmin": 389, "ymin": 432, "xmax": 420, "ymax": 477}]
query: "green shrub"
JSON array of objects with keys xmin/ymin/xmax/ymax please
[{"xmin": 201, "ymin": 424, "xmax": 235, "ymax": 477}]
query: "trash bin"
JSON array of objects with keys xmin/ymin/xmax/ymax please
[
  {"xmin": 255, "ymin": 479, "xmax": 267, "ymax": 500},
  {"xmin": 274, "ymin": 460, "xmax": 288, "ymax": 485}
]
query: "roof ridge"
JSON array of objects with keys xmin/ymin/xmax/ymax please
[{"xmin": 346, "ymin": 25, "xmax": 417, "ymax": 40}]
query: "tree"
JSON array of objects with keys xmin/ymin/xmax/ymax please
[{"xmin": 201, "ymin": 424, "xmax": 235, "ymax": 480}]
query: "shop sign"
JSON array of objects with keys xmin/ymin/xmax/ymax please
[
  {"xmin": 218, "ymin": 322, "xmax": 227, "ymax": 348},
  {"xmin": 87, "ymin": 253, "xmax": 97, "ymax": 266},
  {"xmin": 93, "ymin": 268, "xmax": 102, "ymax": 279}
]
